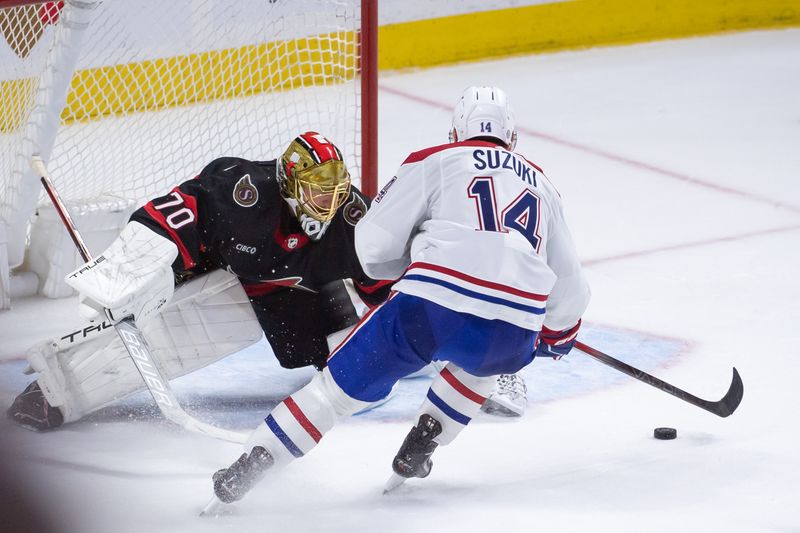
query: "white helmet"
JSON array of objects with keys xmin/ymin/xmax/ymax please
[{"xmin": 449, "ymin": 86, "xmax": 517, "ymax": 150}]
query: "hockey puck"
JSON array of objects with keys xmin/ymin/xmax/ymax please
[{"xmin": 654, "ymin": 427, "xmax": 677, "ymax": 440}]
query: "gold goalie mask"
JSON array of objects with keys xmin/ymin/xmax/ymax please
[{"xmin": 280, "ymin": 132, "xmax": 351, "ymax": 225}]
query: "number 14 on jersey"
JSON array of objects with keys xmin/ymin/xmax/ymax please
[{"xmin": 468, "ymin": 177, "xmax": 542, "ymax": 252}]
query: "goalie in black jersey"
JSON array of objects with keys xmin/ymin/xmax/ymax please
[{"xmin": 7, "ymin": 131, "xmax": 393, "ymax": 431}]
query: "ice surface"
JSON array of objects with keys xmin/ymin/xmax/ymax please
[{"xmin": 1, "ymin": 29, "xmax": 798, "ymax": 533}]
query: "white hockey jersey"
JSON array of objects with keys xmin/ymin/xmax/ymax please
[{"xmin": 356, "ymin": 140, "xmax": 590, "ymax": 332}]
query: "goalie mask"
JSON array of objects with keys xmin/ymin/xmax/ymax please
[
  {"xmin": 279, "ymin": 132, "xmax": 352, "ymax": 240},
  {"xmin": 449, "ymin": 86, "xmax": 517, "ymax": 150}
]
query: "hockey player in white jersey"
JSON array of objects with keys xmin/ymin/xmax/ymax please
[{"xmin": 207, "ymin": 86, "xmax": 591, "ymax": 506}]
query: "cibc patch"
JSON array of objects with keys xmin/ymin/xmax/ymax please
[
  {"xmin": 232, "ymin": 174, "xmax": 258, "ymax": 207},
  {"xmin": 343, "ymin": 194, "xmax": 367, "ymax": 226}
]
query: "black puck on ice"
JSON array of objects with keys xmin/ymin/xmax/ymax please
[{"xmin": 654, "ymin": 427, "xmax": 677, "ymax": 440}]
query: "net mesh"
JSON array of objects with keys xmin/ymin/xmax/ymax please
[{"xmin": 0, "ymin": 0, "xmax": 363, "ymax": 240}]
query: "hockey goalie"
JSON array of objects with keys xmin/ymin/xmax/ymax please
[{"xmin": 7, "ymin": 132, "xmax": 394, "ymax": 431}]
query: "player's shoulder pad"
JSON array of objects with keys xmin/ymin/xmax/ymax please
[
  {"xmin": 401, "ymin": 140, "xmax": 499, "ymax": 165},
  {"xmin": 514, "ymin": 152, "xmax": 545, "ymax": 175},
  {"xmin": 339, "ymin": 186, "xmax": 369, "ymax": 226},
  {"xmin": 514, "ymin": 152, "xmax": 562, "ymax": 199},
  {"xmin": 200, "ymin": 157, "xmax": 278, "ymax": 180},
  {"xmin": 200, "ymin": 156, "xmax": 252, "ymax": 177},
  {"xmin": 198, "ymin": 157, "xmax": 280, "ymax": 209}
]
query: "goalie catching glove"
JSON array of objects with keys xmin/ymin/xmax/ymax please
[{"xmin": 64, "ymin": 221, "xmax": 178, "ymax": 326}]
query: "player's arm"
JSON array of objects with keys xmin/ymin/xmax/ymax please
[
  {"xmin": 355, "ymin": 161, "xmax": 431, "ymax": 280},
  {"xmin": 536, "ymin": 199, "xmax": 591, "ymax": 359}
]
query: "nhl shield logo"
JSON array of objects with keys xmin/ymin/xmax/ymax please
[
  {"xmin": 233, "ymin": 174, "xmax": 258, "ymax": 207},
  {"xmin": 286, "ymin": 236, "xmax": 299, "ymax": 249}
]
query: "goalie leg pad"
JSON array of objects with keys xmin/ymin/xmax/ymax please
[
  {"xmin": 23, "ymin": 270, "xmax": 263, "ymax": 423},
  {"xmin": 245, "ymin": 368, "xmax": 370, "ymax": 467},
  {"xmin": 416, "ymin": 363, "xmax": 495, "ymax": 445}
]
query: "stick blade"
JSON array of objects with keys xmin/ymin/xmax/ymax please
[{"xmin": 712, "ymin": 367, "xmax": 744, "ymax": 418}]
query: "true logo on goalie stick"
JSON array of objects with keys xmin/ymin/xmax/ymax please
[{"xmin": 233, "ymin": 174, "xmax": 258, "ymax": 207}]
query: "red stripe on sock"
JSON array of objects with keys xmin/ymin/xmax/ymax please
[
  {"xmin": 284, "ymin": 397, "xmax": 322, "ymax": 443},
  {"xmin": 440, "ymin": 368, "xmax": 487, "ymax": 405}
]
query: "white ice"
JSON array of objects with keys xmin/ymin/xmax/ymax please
[{"xmin": 1, "ymin": 29, "xmax": 799, "ymax": 533}]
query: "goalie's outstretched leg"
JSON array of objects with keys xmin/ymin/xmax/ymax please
[{"xmin": 6, "ymin": 270, "xmax": 261, "ymax": 432}]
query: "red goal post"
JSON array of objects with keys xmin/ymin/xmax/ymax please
[{"xmin": 0, "ymin": 0, "xmax": 378, "ymax": 308}]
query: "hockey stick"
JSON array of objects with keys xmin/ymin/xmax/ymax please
[
  {"xmin": 574, "ymin": 341, "xmax": 743, "ymax": 418},
  {"xmin": 31, "ymin": 156, "xmax": 248, "ymax": 444}
]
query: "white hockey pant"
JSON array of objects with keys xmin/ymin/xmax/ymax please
[
  {"xmin": 417, "ymin": 363, "xmax": 496, "ymax": 445},
  {"xmin": 25, "ymin": 270, "xmax": 264, "ymax": 423}
]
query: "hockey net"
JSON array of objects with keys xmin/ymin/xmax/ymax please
[{"xmin": 0, "ymin": 0, "xmax": 377, "ymax": 307}]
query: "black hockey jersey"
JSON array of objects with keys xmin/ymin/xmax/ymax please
[{"xmin": 130, "ymin": 157, "xmax": 391, "ymax": 306}]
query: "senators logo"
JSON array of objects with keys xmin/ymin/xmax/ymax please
[
  {"xmin": 232, "ymin": 174, "xmax": 258, "ymax": 207},
  {"xmin": 343, "ymin": 194, "xmax": 367, "ymax": 226}
]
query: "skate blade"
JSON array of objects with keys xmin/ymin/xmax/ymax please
[
  {"xmin": 199, "ymin": 495, "xmax": 234, "ymax": 517},
  {"xmin": 383, "ymin": 473, "xmax": 407, "ymax": 494}
]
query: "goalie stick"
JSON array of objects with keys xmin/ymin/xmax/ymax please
[
  {"xmin": 575, "ymin": 341, "xmax": 743, "ymax": 418},
  {"xmin": 31, "ymin": 155, "xmax": 248, "ymax": 444}
]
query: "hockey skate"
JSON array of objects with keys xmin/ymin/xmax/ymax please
[
  {"xmin": 384, "ymin": 414, "xmax": 442, "ymax": 493},
  {"xmin": 6, "ymin": 381, "xmax": 64, "ymax": 431},
  {"xmin": 480, "ymin": 373, "xmax": 527, "ymax": 417},
  {"xmin": 212, "ymin": 446, "xmax": 275, "ymax": 504},
  {"xmin": 393, "ymin": 414, "xmax": 442, "ymax": 478}
]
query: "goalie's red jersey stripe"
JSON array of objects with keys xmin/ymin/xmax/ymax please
[
  {"xmin": 408, "ymin": 261, "xmax": 548, "ymax": 301},
  {"xmin": 283, "ymin": 396, "xmax": 322, "ymax": 443},
  {"xmin": 142, "ymin": 189, "xmax": 198, "ymax": 269},
  {"xmin": 242, "ymin": 277, "xmax": 304, "ymax": 297},
  {"xmin": 440, "ymin": 367, "xmax": 487, "ymax": 405},
  {"xmin": 354, "ymin": 278, "xmax": 394, "ymax": 294}
]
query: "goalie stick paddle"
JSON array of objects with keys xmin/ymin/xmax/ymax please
[
  {"xmin": 574, "ymin": 341, "xmax": 743, "ymax": 418},
  {"xmin": 31, "ymin": 155, "xmax": 248, "ymax": 444}
]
